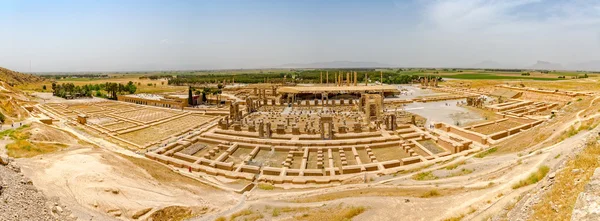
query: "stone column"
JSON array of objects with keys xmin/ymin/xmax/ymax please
[
  {"xmin": 335, "ymin": 72, "xmax": 338, "ymax": 86},
  {"xmin": 320, "ymin": 72, "xmax": 323, "ymax": 84},
  {"xmin": 320, "ymin": 121, "xmax": 325, "ymax": 140},
  {"xmin": 328, "ymin": 122, "xmax": 333, "ymax": 139},
  {"xmin": 259, "ymin": 122, "xmax": 264, "ymax": 137},
  {"xmin": 266, "ymin": 122, "xmax": 272, "ymax": 138},
  {"xmin": 346, "ymin": 72, "xmax": 350, "ymax": 86},
  {"xmin": 364, "ymin": 99, "xmax": 370, "ymax": 125}
]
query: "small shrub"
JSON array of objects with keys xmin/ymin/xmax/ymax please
[
  {"xmin": 257, "ymin": 183, "xmax": 274, "ymax": 190},
  {"xmin": 412, "ymin": 171, "xmax": 437, "ymax": 180},
  {"xmin": 445, "ymin": 160, "xmax": 466, "ymax": 170},
  {"xmin": 229, "ymin": 209, "xmax": 252, "ymax": 220},
  {"xmin": 421, "ymin": 189, "xmax": 440, "ymax": 198},
  {"xmin": 474, "ymin": 147, "xmax": 497, "ymax": 158},
  {"xmin": 343, "ymin": 206, "xmax": 365, "ymax": 219}
]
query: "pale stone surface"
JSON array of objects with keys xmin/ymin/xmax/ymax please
[{"xmin": 572, "ymin": 168, "xmax": 600, "ymax": 221}]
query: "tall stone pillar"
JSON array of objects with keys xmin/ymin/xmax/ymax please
[
  {"xmin": 329, "ymin": 122, "xmax": 333, "ymax": 139},
  {"xmin": 346, "ymin": 72, "xmax": 350, "ymax": 86},
  {"xmin": 326, "ymin": 71, "xmax": 329, "ymax": 85},
  {"xmin": 320, "ymin": 72, "xmax": 323, "ymax": 84},
  {"xmin": 259, "ymin": 122, "xmax": 264, "ymax": 137},
  {"xmin": 364, "ymin": 101, "xmax": 370, "ymax": 125},
  {"xmin": 320, "ymin": 122, "xmax": 324, "ymax": 140},
  {"xmin": 335, "ymin": 72, "xmax": 338, "ymax": 86}
]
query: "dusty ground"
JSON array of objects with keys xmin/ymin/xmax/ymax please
[{"xmin": 18, "ymin": 147, "xmax": 239, "ymax": 220}]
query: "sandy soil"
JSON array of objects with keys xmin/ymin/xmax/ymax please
[{"xmin": 17, "ymin": 147, "xmax": 240, "ymax": 220}]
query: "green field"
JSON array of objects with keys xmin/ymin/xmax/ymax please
[{"xmin": 443, "ymin": 73, "xmax": 563, "ymax": 81}]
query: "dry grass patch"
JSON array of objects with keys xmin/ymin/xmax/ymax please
[
  {"xmin": 148, "ymin": 206, "xmax": 195, "ymax": 221},
  {"xmin": 529, "ymin": 139, "xmax": 600, "ymax": 220},
  {"xmin": 512, "ymin": 165, "xmax": 550, "ymax": 189},
  {"xmin": 474, "ymin": 147, "xmax": 497, "ymax": 158},
  {"xmin": 421, "ymin": 189, "xmax": 440, "ymax": 198},
  {"xmin": 445, "ymin": 160, "xmax": 466, "ymax": 170},
  {"xmin": 228, "ymin": 209, "xmax": 263, "ymax": 221},
  {"xmin": 292, "ymin": 187, "xmax": 469, "ymax": 203},
  {"xmin": 293, "ymin": 204, "xmax": 365, "ymax": 221},
  {"xmin": 412, "ymin": 171, "xmax": 438, "ymax": 180},
  {"xmin": 449, "ymin": 168, "xmax": 473, "ymax": 177},
  {"xmin": 6, "ymin": 140, "xmax": 67, "ymax": 158},
  {"xmin": 257, "ymin": 183, "xmax": 274, "ymax": 190},
  {"xmin": 2, "ymin": 124, "xmax": 73, "ymax": 158}
]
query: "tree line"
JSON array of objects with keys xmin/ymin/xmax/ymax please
[
  {"xmin": 42, "ymin": 74, "xmax": 109, "ymax": 80},
  {"xmin": 153, "ymin": 70, "xmax": 431, "ymax": 86},
  {"xmin": 51, "ymin": 81, "xmax": 137, "ymax": 99}
]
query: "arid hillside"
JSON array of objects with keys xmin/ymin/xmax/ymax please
[{"xmin": 0, "ymin": 67, "xmax": 43, "ymax": 85}]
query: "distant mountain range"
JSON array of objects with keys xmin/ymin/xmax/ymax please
[
  {"xmin": 471, "ymin": 60, "xmax": 600, "ymax": 71},
  {"xmin": 527, "ymin": 61, "xmax": 564, "ymax": 70},
  {"xmin": 278, "ymin": 61, "xmax": 393, "ymax": 69},
  {"xmin": 567, "ymin": 60, "xmax": 600, "ymax": 71},
  {"xmin": 275, "ymin": 60, "xmax": 600, "ymax": 71}
]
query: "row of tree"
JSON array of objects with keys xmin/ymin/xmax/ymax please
[
  {"xmin": 51, "ymin": 81, "xmax": 137, "ymax": 99},
  {"xmin": 41, "ymin": 74, "xmax": 108, "ymax": 80},
  {"xmin": 141, "ymin": 75, "xmax": 174, "ymax": 80},
  {"xmin": 161, "ymin": 71, "xmax": 435, "ymax": 86}
]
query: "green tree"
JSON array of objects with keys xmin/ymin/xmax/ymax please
[
  {"xmin": 42, "ymin": 85, "xmax": 47, "ymax": 90},
  {"xmin": 0, "ymin": 112, "xmax": 5, "ymax": 124},
  {"xmin": 188, "ymin": 86, "xmax": 193, "ymax": 105},
  {"xmin": 126, "ymin": 81, "xmax": 136, "ymax": 94}
]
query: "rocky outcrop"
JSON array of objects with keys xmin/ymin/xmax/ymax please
[
  {"xmin": 0, "ymin": 161, "xmax": 75, "ymax": 220},
  {"xmin": 572, "ymin": 168, "xmax": 600, "ymax": 220}
]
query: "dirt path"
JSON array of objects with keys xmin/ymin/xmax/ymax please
[{"xmin": 574, "ymin": 96, "xmax": 600, "ymax": 128}]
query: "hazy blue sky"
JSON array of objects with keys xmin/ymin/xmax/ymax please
[{"xmin": 1, "ymin": 0, "xmax": 600, "ymax": 72}]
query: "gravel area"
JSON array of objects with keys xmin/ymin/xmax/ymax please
[{"xmin": 0, "ymin": 160, "xmax": 75, "ymax": 221}]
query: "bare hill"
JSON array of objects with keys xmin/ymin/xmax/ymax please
[
  {"xmin": 527, "ymin": 61, "xmax": 564, "ymax": 70},
  {"xmin": 278, "ymin": 61, "xmax": 393, "ymax": 68},
  {"xmin": 0, "ymin": 67, "xmax": 43, "ymax": 85}
]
